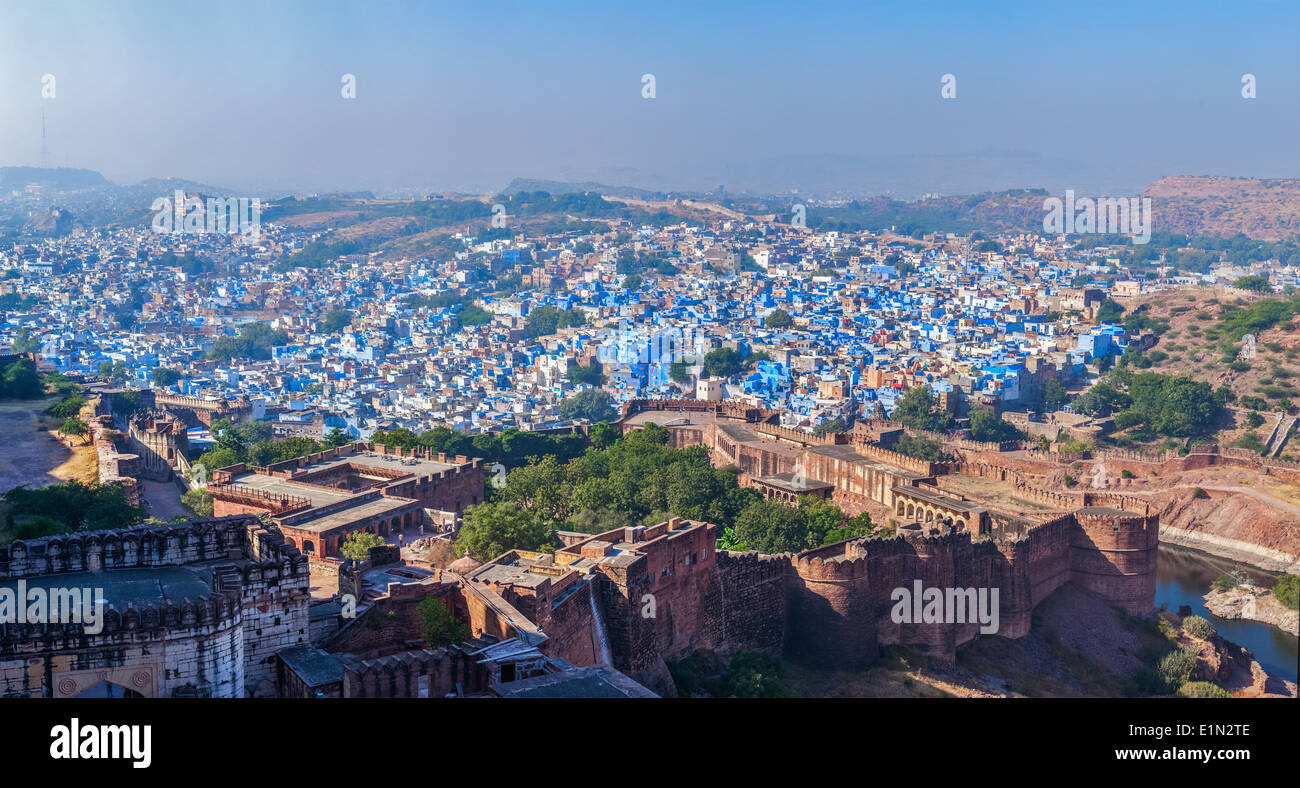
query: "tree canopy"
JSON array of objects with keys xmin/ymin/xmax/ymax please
[{"xmin": 891, "ymin": 385, "xmax": 955, "ymax": 432}]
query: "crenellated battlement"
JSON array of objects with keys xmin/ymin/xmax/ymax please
[
  {"xmin": 853, "ymin": 441, "xmax": 942, "ymax": 475},
  {"xmin": 0, "ymin": 515, "xmax": 310, "ymax": 697}
]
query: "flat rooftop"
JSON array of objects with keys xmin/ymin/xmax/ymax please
[
  {"xmin": 277, "ymin": 645, "xmax": 344, "ymax": 688},
  {"xmin": 470, "ymin": 553, "xmax": 568, "ymax": 589},
  {"xmin": 714, "ymin": 423, "xmax": 805, "ymax": 458},
  {"xmin": 287, "ymin": 495, "xmax": 414, "ymax": 535},
  {"xmin": 294, "ymin": 451, "xmax": 460, "ymax": 479},
  {"xmin": 221, "ymin": 471, "xmax": 416, "ymax": 535},
  {"xmin": 225, "ymin": 472, "xmax": 349, "ymax": 507},
  {"xmin": 0, "ymin": 564, "xmax": 227, "ymax": 610},
  {"xmin": 807, "ymin": 443, "xmax": 926, "ymax": 479},
  {"xmin": 490, "ymin": 665, "xmax": 658, "ymax": 698},
  {"xmin": 754, "ymin": 471, "xmax": 835, "ymax": 492},
  {"xmin": 936, "ymin": 475, "xmax": 1065, "ymax": 517},
  {"xmin": 622, "ymin": 409, "xmax": 725, "ymax": 429}
]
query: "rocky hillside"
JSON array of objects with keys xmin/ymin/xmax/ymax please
[
  {"xmin": 784, "ymin": 177, "xmax": 1300, "ymax": 240},
  {"xmin": 1142, "ymin": 176, "xmax": 1300, "ymax": 241}
]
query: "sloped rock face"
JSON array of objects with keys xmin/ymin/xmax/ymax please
[
  {"xmin": 1191, "ymin": 637, "xmax": 1234, "ymax": 683},
  {"xmin": 1155, "ymin": 491, "xmax": 1300, "ymax": 572}
]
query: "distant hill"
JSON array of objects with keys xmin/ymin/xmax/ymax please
[
  {"xmin": 21, "ymin": 207, "xmax": 76, "ymax": 236},
  {"xmin": 1141, "ymin": 177, "xmax": 1300, "ymax": 241},
  {"xmin": 0, "ymin": 167, "xmax": 108, "ymax": 191},
  {"xmin": 800, "ymin": 178, "xmax": 1300, "ymax": 241},
  {"xmin": 502, "ymin": 178, "xmax": 672, "ymax": 201},
  {"xmin": 805, "ymin": 189, "xmax": 1049, "ymax": 236}
]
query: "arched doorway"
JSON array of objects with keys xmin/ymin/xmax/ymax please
[{"xmin": 75, "ymin": 680, "xmax": 144, "ymax": 698}]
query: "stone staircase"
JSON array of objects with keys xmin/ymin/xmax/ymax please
[{"xmin": 1267, "ymin": 414, "xmax": 1296, "ymax": 458}]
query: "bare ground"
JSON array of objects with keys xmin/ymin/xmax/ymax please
[{"xmin": 0, "ymin": 397, "xmax": 88, "ymax": 493}]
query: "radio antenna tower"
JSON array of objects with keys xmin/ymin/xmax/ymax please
[{"xmin": 40, "ymin": 106, "xmax": 50, "ymax": 169}]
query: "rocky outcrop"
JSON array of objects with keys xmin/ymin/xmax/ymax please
[
  {"xmin": 1204, "ymin": 585, "xmax": 1299, "ymax": 637},
  {"xmin": 1169, "ymin": 611, "xmax": 1297, "ymax": 698}
]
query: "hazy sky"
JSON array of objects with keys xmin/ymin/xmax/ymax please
[{"xmin": 2, "ymin": 0, "xmax": 1298, "ymax": 196}]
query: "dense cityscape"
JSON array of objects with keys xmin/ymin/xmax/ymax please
[{"xmin": 0, "ymin": 3, "xmax": 1297, "ymax": 773}]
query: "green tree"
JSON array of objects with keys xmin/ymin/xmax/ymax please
[
  {"xmin": 498, "ymin": 455, "xmax": 571, "ymax": 520},
  {"xmin": 1042, "ymin": 379, "xmax": 1067, "ymax": 411},
  {"xmin": 111, "ymin": 389, "xmax": 143, "ymax": 416},
  {"xmin": 415, "ymin": 597, "xmax": 467, "ymax": 648},
  {"xmin": 968, "ymin": 405, "xmax": 1023, "ymax": 443},
  {"xmin": 1096, "ymin": 298, "xmax": 1125, "ymax": 324},
  {"xmin": 720, "ymin": 651, "xmax": 796, "ymax": 698},
  {"xmin": 812, "ymin": 417, "xmax": 848, "ymax": 437},
  {"xmin": 58, "ymin": 417, "xmax": 89, "ymax": 444},
  {"xmin": 589, "ymin": 422, "xmax": 620, "ymax": 450},
  {"xmin": 45, "ymin": 394, "xmax": 86, "ymax": 419},
  {"xmin": 891, "ymin": 385, "xmax": 954, "ymax": 432},
  {"xmin": 558, "ymin": 389, "xmax": 617, "ymax": 422},
  {"xmin": 208, "ymin": 322, "xmax": 289, "ymax": 362},
  {"xmin": 324, "ymin": 426, "xmax": 352, "ymax": 448},
  {"xmin": 1233, "ymin": 275, "xmax": 1271, "ymax": 293},
  {"xmin": 151, "ymin": 367, "xmax": 183, "ymax": 388},
  {"xmin": 181, "ymin": 488, "xmax": 215, "ymax": 517},
  {"xmin": 318, "ymin": 309, "xmax": 353, "ymax": 333},
  {"xmin": 193, "ymin": 446, "xmax": 242, "ymax": 477},
  {"xmin": 894, "ymin": 434, "xmax": 942, "ymax": 461},
  {"xmin": 524, "ymin": 306, "xmax": 583, "ymax": 338},
  {"xmin": 454, "ymin": 502, "xmax": 553, "ymax": 561},
  {"xmin": 0, "ymin": 357, "xmax": 43, "ymax": 399},
  {"xmin": 1211, "ymin": 573, "xmax": 1238, "ymax": 592},
  {"xmin": 1182, "ymin": 615, "xmax": 1215, "ymax": 640},
  {"xmin": 340, "ymin": 530, "xmax": 387, "ymax": 561},
  {"xmin": 764, "ymin": 309, "xmax": 793, "ymax": 329},
  {"xmin": 732, "ymin": 498, "xmax": 805, "ymax": 553},
  {"xmin": 3, "ymin": 480, "xmax": 142, "ymax": 533},
  {"xmin": 457, "ymin": 304, "xmax": 493, "ymax": 327},
  {"xmin": 702, "ymin": 347, "xmax": 763, "ymax": 378},
  {"xmin": 567, "ymin": 364, "xmax": 604, "ymax": 386},
  {"xmin": 8, "ymin": 327, "xmax": 41, "ymax": 353}
]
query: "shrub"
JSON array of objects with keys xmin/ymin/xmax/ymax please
[
  {"xmin": 181, "ymin": 488, "xmax": 214, "ymax": 518},
  {"xmin": 1183, "ymin": 615, "xmax": 1215, "ymax": 640},
  {"xmin": 1157, "ymin": 647, "xmax": 1200, "ymax": 689},
  {"xmin": 45, "ymin": 395, "xmax": 86, "ymax": 419},
  {"xmin": 1178, "ymin": 681, "xmax": 1230, "ymax": 698},
  {"xmin": 719, "ymin": 651, "xmax": 797, "ymax": 698},
  {"xmin": 1121, "ymin": 469, "xmax": 1134, "ymax": 478},
  {"xmin": 1192, "ymin": 487, "xmax": 1209, "ymax": 499},
  {"xmin": 1274, "ymin": 574, "xmax": 1299, "ymax": 610},
  {"xmin": 1234, "ymin": 431, "xmax": 1266, "ymax": 453},
  {"xmin": 415, "ymin": 597, "xmax": 467, "ymax": 648},
  {"xmin": 1211, "ymin": 573, "xmax": 1238, "ymax": 592}
]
